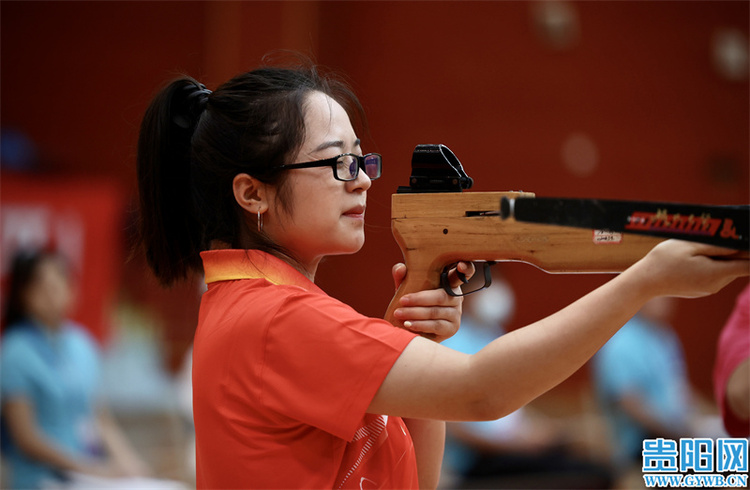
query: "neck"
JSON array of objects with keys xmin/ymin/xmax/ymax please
[
  {"xmin": 296, "ymin": 261, "xmax": 318, "ymax": 282},
  {"xmin": 281, "ymin": 251, "xmax": 319, "ymax": 282},
  {"xmin": 30, "ymin": 315, "xmax": 63, "ymax": 331}
]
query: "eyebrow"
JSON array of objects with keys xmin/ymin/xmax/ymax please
[{"xmin": 315, "ymin": 138, "xmax": 361, "ymax": 153}]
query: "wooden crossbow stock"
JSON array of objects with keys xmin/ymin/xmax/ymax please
[{"xmin": 384, "ymin": 144, "xmax": 749, "ymax": 324}]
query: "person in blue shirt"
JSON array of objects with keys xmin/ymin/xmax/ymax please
[
  {"xmin": 0, "ymin": 249, "xmax": 149, "ymax": 489},
  {"xmin": 591, "ymin": 296, "xmax": 692, "ymax": 468},
  {"xmin": 443, "ymin": 273, "xmax": 613, "ymax": 489}
]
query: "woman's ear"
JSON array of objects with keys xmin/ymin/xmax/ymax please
[{"xmin": 232, "ymin": 173, "xmax": 268, "ymax": 214}]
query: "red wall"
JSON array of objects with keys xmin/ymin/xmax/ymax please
[{"xmin": 2, "ymin": 1, "xmax": 747, "ymax": 391}]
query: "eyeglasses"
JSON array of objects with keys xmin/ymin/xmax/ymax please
[{"xmin": 277, "ymin": 153, "xmax": 382, "ymax": 182}]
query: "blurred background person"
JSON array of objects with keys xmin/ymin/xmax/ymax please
[
  {"xmin": 713, "ymin": 283, "xmax": 750, "ymax": 437},
  {"xmin": 0, "ymin": 248, "xmax": 151, "ymax": 489},
  {"xmin": 591, "ymin": 296, "xmax": 719, "ymax": 486},
  {"xmin": 442, "ymin": 270, "xmax": 614, "ymax": 489}
]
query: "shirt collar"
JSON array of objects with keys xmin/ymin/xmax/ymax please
[{"xmin": 200, "ymin": 249, "xmax": 321, "ymax": 293}]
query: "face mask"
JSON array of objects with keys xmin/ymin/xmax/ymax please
[{"xmin": 469, "ymin": 278, "xmax": 515, "ymax": 327}]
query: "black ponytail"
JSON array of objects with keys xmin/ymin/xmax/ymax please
[{"xmin": 137, "ymin": 77, "xmax": 206, "ymax": 285}]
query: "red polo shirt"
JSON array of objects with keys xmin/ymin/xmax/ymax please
[{"xmin": 193, "ymin": 249, "xmax": 419, "ymax": 489}]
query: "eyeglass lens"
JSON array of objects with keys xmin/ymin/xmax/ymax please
[
  {"xmin": 335, "ymin": 154, "xmax": 381, "ymax": 181},
  {"xmin": 363, "ymin": 154, "xmax": 381, "ymax": 179}
]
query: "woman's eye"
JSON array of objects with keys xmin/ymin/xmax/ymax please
[{"xmin": 336, "ymin": 156, "xmax": 357, "ymax": 177}]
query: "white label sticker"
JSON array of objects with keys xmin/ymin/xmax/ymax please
[{"xmin": 593, "ymin": 230, "xmax": 623, "ymax": 244}]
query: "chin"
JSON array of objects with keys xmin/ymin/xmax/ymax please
[
  {"xmin": 331, "ymin": 238, "xmax": 365, "ymax": 256},
  {"xmin": 340, "ymin": 244, "xmax": 365, "ymax": 256}
]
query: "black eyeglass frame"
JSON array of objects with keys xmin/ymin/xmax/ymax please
[{"xmin": 276, "ymin": 153, "xmax": 382, "ymax": 182}]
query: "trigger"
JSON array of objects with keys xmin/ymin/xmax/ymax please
[{"xmin": 456, "ymin": 268, "xmax": 468, "ymax": 284}]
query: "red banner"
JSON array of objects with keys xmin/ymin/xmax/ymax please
[{"xmin": 1, "ymin": 172, "xmax": 126, "ymax": 342}]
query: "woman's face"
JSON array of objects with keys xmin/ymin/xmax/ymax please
[
  {"xmin": 264, "ymin": 91, "xmax": 372, "ymax": 277},
  {"xmin": 22, "ymin": 257, "xmax": 74, "ymax": 328}
]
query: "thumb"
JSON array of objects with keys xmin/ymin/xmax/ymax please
[{"xmin": 392, "ymin": 263, "xmax": 407, "ymax": 290}]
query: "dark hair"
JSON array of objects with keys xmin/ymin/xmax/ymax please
[
  {"xmin": 3, "ymin": 248, "xmax": 68, "ymax": 329},
  {"xmin": 137, "ymin": 56, "xmax": 365, "ymax": 286}
]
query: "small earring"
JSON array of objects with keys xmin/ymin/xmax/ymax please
[{"xmin": 257, "ymin": 211, "xmax": 263, "ymax": 232}]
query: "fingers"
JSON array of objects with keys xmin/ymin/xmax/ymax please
[
  {"xmin": 643, "ymin": 240, "xmax": 749, "ymax": 298},
  {"xmin": 393, "ymin": 309, "xmax": 461, "ymax": 340},
  {"xmin": 697, "ymin": 244, "xmax": 750, "ymax": 271},
  {"xmin": 446, "ymin": 261, "xmax": 476, "ymax": 290},
  {"xmin": 658, "ymin": 240, "xmax": 747, "ymax": 260},
  {"xmin": 392, "ymin": 263, "xmax": 407, "ymax": 290},
  {"xmin": 392, "ymin": 261, "xmax": 476, "ymax": 292},
  {"xmin": 397, "ymin": 319, "xmax": 459, "ymax": 341},
  {"xmin": 394, "ymin": 288, "xmax": 463, "ymax": 341},
  {"xmin": 393, "ymin": 305, "xmax": 461, "ymax": 324},
  {"xmin": 698, "ymin": 255, "xmax": 750, "ymax": 295},
  {"xmin": 688, "ymin": 242, "xmax": 748, "ymax": 258},
  {"xmin": 398, "ymin": 287, "xmax": 462, "ymax": 308}
]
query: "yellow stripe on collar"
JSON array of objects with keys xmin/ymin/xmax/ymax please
[{"xmin": 200, "ymin": 249, "xmax": 315, "ymax": 292}]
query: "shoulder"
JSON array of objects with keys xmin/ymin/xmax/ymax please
[
  {"xmin": 273, "ymin": 285, "xmax": 393, "ymax": 329},
  {"xmin": 264, "ymin": 285, "xmax": 391, "ymax": 344},
  {"xmin": 1, "ymin": 324, "xmax": 38, "ymax": 356},
  {"xmin": 206, "ymin": 278, "xmax": 362, "ymax": 322},
  {"xmin": 0, "ymin": 326, "xmax": 42, "ymax": 384},
  {"xmin": 58, "ymin": 322, "xmax": 101, "ymax": 365},
  {"xmin": 62, "ymin": 321, "xmax": 98, "ymax": 346}
]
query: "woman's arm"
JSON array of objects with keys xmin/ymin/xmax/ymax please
[
  {"xmin": 3, "ymin": 397, "xmax": 104, "ymax": 475},
  {"xmin": 372, "ymin": 241, "xmax": 748, "ymax": 423},
  {"xmin": 96, "ymin": 406, "xmax": 151, "ymax": 477}
]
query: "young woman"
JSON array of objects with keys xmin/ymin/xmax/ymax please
[
  {"xmin": 0, "ymin": 249, "xmax": 150, "ymax": 489},
  {"xmin": 136, "ymin": 59, "xmax": 748, "ymax": 489}
]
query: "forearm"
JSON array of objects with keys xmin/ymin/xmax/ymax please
[
  {"xmin": 19, "ymin": 435, "xmax": 90, "ymax": 473},
  {"xmin": 3, "ymin": 399, "xmax": 91, "ymax": 474},
  {"xmin": 470, "ymin": 264, "xmax": 651, "ymax": 418},
  {"xmin": 96, "ymin": 408, "xmax": 149, "ymax": 476},
  {"xmin": 404, "ymin": 418, "xmax": 445, "ymax": 490}
]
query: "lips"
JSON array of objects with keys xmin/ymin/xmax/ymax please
[{"xmin": 343, "ymin": 205, "xmax": 366, "ymax": 218}]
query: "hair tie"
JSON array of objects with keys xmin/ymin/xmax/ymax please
[{"xmin": 173, "ymin": 82, "xmax": 212, "ymax": 129}]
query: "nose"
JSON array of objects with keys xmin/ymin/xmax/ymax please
[{"xmin": 348, "ymin": 166, "xmax": 372, "ymax": 192}]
